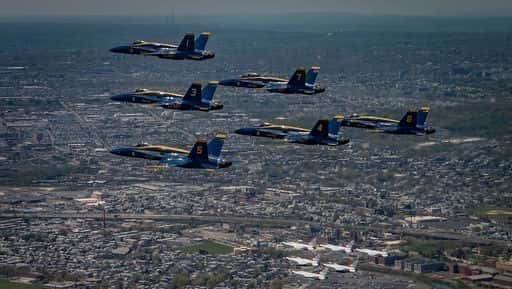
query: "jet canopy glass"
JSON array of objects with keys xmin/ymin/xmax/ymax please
[{"xmin": 241, "ymin": 73, "xmax": 260, "ymax": 77}]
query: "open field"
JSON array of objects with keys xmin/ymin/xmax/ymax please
[{"xmin": 179, "ymin": 240, "xmax": 234, "ymax": 255}]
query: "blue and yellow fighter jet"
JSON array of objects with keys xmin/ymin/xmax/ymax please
[
  {"xmin": 340, "ymin": 107, "xmax": 435, "ymax": 135},
  {"xmin": 219, "ymin": 67, "xmax": 325, "ymax": 94},
  {"xmin": 235, "ymin": 116, "xmax": 349, "ymax": 145},
  {"xmin": 110, "ymin": 133, "xmax": 232, "ymax": 169},
  {"xmin": 109, "ymin": 32, "xmax": 214, "ymax": 60},
  {"xmin": 110, "ymin": 81, "xmax": 223, "ymax": 111}
]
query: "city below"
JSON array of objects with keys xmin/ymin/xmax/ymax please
[{"xmin": 0, "ymin": 13, "xmax": 511, "ymax": 289}]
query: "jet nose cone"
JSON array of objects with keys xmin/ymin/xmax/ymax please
[
  {"xmin": 110, "ymin": 94, "xmax": 125, "ymax": 101},
  {"xmin": 234, "ymin": 128, "xmax": 255, "ymax": 136},
  {"xmin": 234, "ymin": 128, "xmax": 247, "ymax": 135},
  {"xmin": 110, "ymin": 45, "xmax": 130, "ymax": 54},
  {"xmin": 110, "ymin": 147, "xmax": 123, "ymax": 155},
  {"xmin": 218, "ymin": 79, "xmax": 234, "ymax": 86}
]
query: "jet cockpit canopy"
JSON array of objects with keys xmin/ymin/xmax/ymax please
[{"xmin": 241, "ymin": 72, "xmax": 260, "ymax": 78}]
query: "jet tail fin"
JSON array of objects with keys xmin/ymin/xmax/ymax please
[
  {"xmin": 183, "ymin": 82, "xmax": 202, "ymax": 104},
  {"xmin": 177, "ymin": 33, "xmax": 195, "ymax": 52},
  {"xmin": 306, "ymin": 66, "xmax": 320, "ymax": 86},
  {"xmin": 207, "ymin": 132, "xmax": 227, "ymax": 158},
  {"xmin": 189, "ymin": 140, "xmax": 209, "ymax": 161},
  {"xmin": 310, "ymin": 118, "xmax": 329, "ymax": 139},
  {"xmin": 195, "ymin": 32, "xmax": 211, "ymax": 51},
  {"xmin": 288, "ymin": 67, "xmax": 307, "ymax": 87},
  {"xmin": 328, "ymin": 116, "xmax": 343, "ymax": 138},
  {"xmin": 415, "ymin": 107, "xmax": 430, "ymax": 129},
  {"xmin": 398, "ymin": 109, "xmax": 418, "ymax": 129},
  {"xmin": 201, "ymin": 81, "xmax": 218, "ymax": 104}
]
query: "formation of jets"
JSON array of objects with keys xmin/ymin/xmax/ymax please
[
  {"xmin": 284, "ymin": 252, "xmax": 359, "ymax": 280},
  {"xmin": 108, "ymin": 32, "xmax": 436, "ymax": 170},
  {"xmin": 280, "ymin": 239, "xmax": 395, "ymax": 279}
]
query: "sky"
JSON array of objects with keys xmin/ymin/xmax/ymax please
[{"xmin": 1, "ymin": 0, "xmax": 511, "ymax": 17}]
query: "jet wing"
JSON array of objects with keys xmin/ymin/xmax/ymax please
[{"xmin": 256, "ymin": 128, "xmax": 289, "ymax": 138}]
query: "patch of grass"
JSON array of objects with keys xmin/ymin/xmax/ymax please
[
  {"xmin": 0, "ymin": 279, "xmax": 42, "ymax": 289},
  {"xmin": 179, "ymin": 240, "xmax": 233, "ymax": 255},
  {"xmin": 0, "ymin": 164, "xmax": 97, "ymax": 186}
]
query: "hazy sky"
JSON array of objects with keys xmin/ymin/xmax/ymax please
[{"xmin": 1, "ymin": 0, "xmax": 511, "ymax": 17}]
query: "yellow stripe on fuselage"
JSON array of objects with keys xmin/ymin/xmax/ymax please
[
  {"xmin": 137, "ymin": 145, "xmax": 189, "ymax": 154},
  {"xmin": 241, "ymin": 76, "xmax": 288, "ymax": 82},
  {"xmin": 133, "ymin": 41, "xmax": 176, "ymax": 48},
  {"xmin": 134, "ymin": 90, "xmax": 183, "ymax": 97},
  {"xmin": 261, "ymin": 123, "xmax": 310, "ymax": 132},
  {"xmin": 351, "ymin": 115, "xmax": 399, "ymax": 123}
]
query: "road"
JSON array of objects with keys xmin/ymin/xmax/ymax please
[{"xmin": 0, "ymin": 212, "xmax": 318, "ymax": 228}]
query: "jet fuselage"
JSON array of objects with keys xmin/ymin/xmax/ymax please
[
  {"xmin": 110, "ymin": 144, "xmax": 188, "ymax": 161},
  {"xmin": 219, "ymin": 74, "xmax": 288, "ymax": 88},
  {"xmin": 110, "ymin": 89, "xmax": 181, "ymax": 104}
]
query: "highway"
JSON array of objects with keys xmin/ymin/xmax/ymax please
[
  {"xmin": 0, "ymin": 212, "xmax": 318, "ymax": 228},
  {"xmin": 2, "ymin": 212, "xmax": 507, "ymax": 247}
]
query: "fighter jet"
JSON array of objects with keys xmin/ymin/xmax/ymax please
[
  {"xmin": 110, "ymin": 133, "xmax": 232, "ymax": 169},
  {"xmin": 109, "ymin": 32, "xmax": 214, "ymax": 60},
  {"xmin": 219, "ymin": 67, "xmax": 325, "ymax": 94},
  {"xmin": 286, "ymin": 255, "xmax": 320, "ymax": 267},
  {"xmin": 340, "ymin": 107, "xmax": 435, "ymax": 135},
  {"xmin": 110, "ymin": 81, "xmax": 223, "ymax": 111},
  {"xmin": 282, "ymin": 240, "xmax": 317, "ymax": 251},
  {"xmin": 323, "ymin": 258, "xmax": 358, "ymax": 273},
  {"xmin": 355, "ymin": 248, "xmax": 388, "ymax": 257},
  {"xmin": 319, "ymin": 241, "xmax": 354, "ymax": 254},
  {"xmin": 291, "ymin": 269, "xmax": 328, "ymax": 280},
  {"xmin": 235, "ymin": 117, "xmax": 349, "ymax": 145},
  {"xmin": 219, "ymin": 72, "xmax": 288, "ymax": 88}
]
